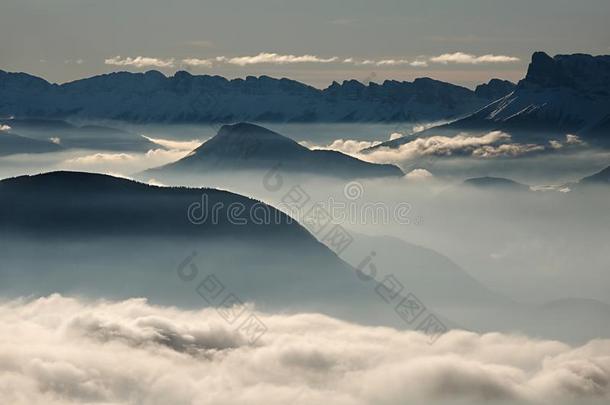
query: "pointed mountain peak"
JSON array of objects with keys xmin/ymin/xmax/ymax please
[
  {"xmin": 148, "ymin": 123, "xmax": 403, "ymax": 179},
  {"xmin": 192, "ymin": 122, "xmax": 304, "ymax": 159},
  {"xmin": 216, "ymin": 122, "xmax": 283, "ymax": 139}
]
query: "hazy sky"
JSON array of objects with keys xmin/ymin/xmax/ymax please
[{"xmin": 1, "ymin": 0, "xmax": 609, "ymax": 88}]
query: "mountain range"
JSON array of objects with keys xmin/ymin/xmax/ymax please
[
  {"xmin": 460, "ymin": 166, "xmax": 610, "ymax": 193},
  {"xmin": 0, "ymin": 118, "xmax": 157, "ymax": 152},
  {"xmin": 0, "ymin": 69, "xmax": 513, "ymax": 123},
  {"xmin": 579, "ymin": 165, "xmax": 610, "ymax": 185},
  {"xmin": 463, "ymin": 176, "xmax": 530, "ymax": 191},
  {"xmin": 0, "ymin": 127, "xmax": 63, "ymax": 156},
  {"xmin": 372, "ymin": 52, "xmax": 610, "ymax": 150},
  {"xmin": 145, "ymin": 122, "xmax": 403, "ymax": 179}
]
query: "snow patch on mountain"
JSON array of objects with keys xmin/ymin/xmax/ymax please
[{"xmin": 0, "ymin": 70, "xmax": 513, "ymax": 123}]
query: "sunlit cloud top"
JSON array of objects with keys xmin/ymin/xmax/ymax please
[{"xmin": 105, "ymin": 52, "xmax": 520, "ymax": 70}]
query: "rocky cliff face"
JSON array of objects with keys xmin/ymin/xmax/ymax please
[
  {"xmin": 519, "ymin": 52, "xmax": 610, "ymax": 93},
  {"xmin": 406, "ymin": 52, "xmax": 610, "ymax": 144},
  {"xmin": 475, "ymin": 79, "xmax": 516, "ymax": 100}
]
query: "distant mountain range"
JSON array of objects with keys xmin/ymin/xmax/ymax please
[
  {"xmin": 0, "ymin": 127, "xmax": 63, "ymax": 156},
  {"xmin": 370, "ymin": 52, "xmax": 610, "ymax": 150},
  {"xmin": 463, "ymin": 176, "xmax": 530, "ymax": 191},
  {"xmin": 460, "ymin": 166, "xmax": 610, "ymax": 192},
  {"xmin": 0, "ymin": 69, "xmax": 513, "ymax": 123},
  {"xmin": 473, "ymin": 78, "xmax": 516, "ymax": 101},
  {"xmin": 455, "ymin": 52, "xmax": 610, "ymax": 139},
  {"xmin": 580, "ymin": 165, "xmax": 610, "ymax": 185},
  {"xmin": 0, "ymin": 118, "xmax": 157, "ymax": 152},
  {"xmin": 145, "ymin": 122, "xmax": 403, "ymax": 179}
]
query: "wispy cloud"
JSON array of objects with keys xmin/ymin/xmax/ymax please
[
  {"xmin": 547, "ymin": 134, "xmax": 586, "ymax": 150},
  {"xmin": 61, "ymin": 147, "xmax": 190, "ymax": 174},
  {"xmin": 103, "ymin": 52, "xmax": 518, "ymax": 70},
  {"xmin": 471, "ymin": 143, "xmax": 545, "ymax": 158},
  {"xmin": 300, "ymin": 139, "xmax": 381, "ymax": 156},
  {"xmin": 181, "ymin": 58, "xmax": 213, "ymax": 67},
  {"xmin": 141, "ymin": 135, "xmax": 204, "ymax": 151},
  {"xmin": 105, "ymin": 56, "xmax": 175, "ymax": 68},
  {"xmin": 214, "ymin": 52, "xmax": 515, "ymax": 67},
  {"xmin": 218, "ymin": 52, "xmax": 340, "ymax": 66},
  {"xmin": 405, "ymin": 168, "xmax": 434, "ymax": 180},
  {"xmin": 374, "ymin": 59, "xmax": 412, "ymax": 66},
  {"xmin": 429, "ymin": 52, "xmax": 520, "ymax": 64},
  {"xmin": 362, "ymin": 131, "xmax": 547, "ymax": 164},
  {"xmin": 65, "ymin": 153, "xmax": 135, "ymax": 164},
  {"xmin": 307, "ymin": 131, "xmax": 551, "ymax": 167},
  {"xmin": 343, "ymin": 58, "xmax": 428, "ymax": 67},
  {"xmin": 565, "ymin": 134, "xmax": 584, "ymax": 145},
  {"xmin": 409, "ymin": 60, "xmax": 429, "ymax": 67}
]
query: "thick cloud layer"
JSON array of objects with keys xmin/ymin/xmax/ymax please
[
  {"xmin": 59, "ymin": 136, "xmax": 204, "ymax": 174},
  {"xmin": 1, "ymin": 295, "xmax": 608, "ymax": 405},
  {"xmin": 302, "ymin": 132, "xmax": 588, "ymax": 169},
  {"xmin": 304, "ymin": 132, "xmax": 533, "ymax": 165}
]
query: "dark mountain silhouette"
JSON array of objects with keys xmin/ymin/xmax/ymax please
[
  {"xmin": 0, "ymin": 118, "xmax": 157, "ymax": 152},
  {"xmin": 146, "ymin": 122, "xmax": 403, "ymax": 179},
  {"xmin": 474, "ymin": 78, "xmax": 516, "ymax": 100},
  {"xmin": 579, "ymin": 165, "xmax": 610, "ymax": 184},
  {"xmin": 0, "ymin": 170, "xmax": 304, "ymax": 239},
  {"xmin": 463, "ymin": 176, "xmax": 530, "ymax": 191},
  {"xmin": 0, "ymin": 171, "xmax": 432, "ymax": 329},
  {"xmin": 1, "ymin": 171, "xmax": 606, "ymax": 342},
  {"xmin": 454, "ymin": 52, "xmax": 610, "ymax": 138},
  {"xmin": 370, "ymin": 52, "xmax": 610, "ymax": 150},
  {"xmin": 0, "ymin": 69, "xmax": 513, "ymax": 123},
  {"xmin": 0, "ymin": 127, "xmax": 63, "ymax": 156}
]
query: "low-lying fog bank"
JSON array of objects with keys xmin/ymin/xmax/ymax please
[{"xmin": 1, "ymin": 294, "xmax": 608, "ymax": 405}]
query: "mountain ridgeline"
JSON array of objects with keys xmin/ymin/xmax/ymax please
[
  {"xmin": 465, "ymin": 51, "xmax": 610, "ymax": 136},
  {"xmin": 579, "ymin": 165, "xmax": 610, "ymax": 185},
  {"xmin": 0, "ymin": 118, "xmax": 159, "ymax": 154},
  {"xmin": 0, "ymin": 171, "xmax": 451, "ymax": 329},
  {"xmin": 370, "ymin": 52, "xmax": 610, "ymax": 150},
  {"xmin": 0, "ymin": 69, "xmax": 512, "ymax": 123},
  {"xmin": 146, "ymin": 122, "xmax": 404, "ymax": 179},
  {"xmin": 0, "ymin": 128, "xmax": 63, "ymax": 156},
  {"xmin": 0, "ymin": 171, "xmax": 306, "ymax": 239},
  {"xmin": 463, "ymin": 176, "xmax": 530, "ymax": 192}
]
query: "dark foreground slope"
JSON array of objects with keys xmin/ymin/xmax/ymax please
[
  {"xmin": 1, "ymin": 172, "xmax": 607, "ymax": 342},
  {"xmin": 0, "ymin": 171, "xmax": 417, "ymax": 328}
]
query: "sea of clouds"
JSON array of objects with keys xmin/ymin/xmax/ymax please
[
  {"xmin": 1, "ymin": 295, "xmax": 608, "ymax": 405},
  {"xmin": 301, "ymin": 132, "xmax": 586, "ymax": 168}
]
